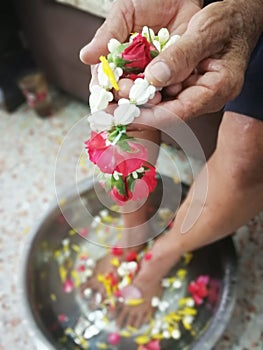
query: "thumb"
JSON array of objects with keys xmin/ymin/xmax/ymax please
[
  {"xmin": 145, "ymin": 3, "xmax": 228, "ymax": 87},
  {"xmin": 80, "ymin": 1, "xmax": 132, "ymax": 65},
  {"xmin": 144, "ymin": 34, "xmax": 204, "ymax": 87}
]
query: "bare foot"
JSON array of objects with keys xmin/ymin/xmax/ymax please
[
  {"xmin": 116, "ymin": 277, "xmax": 163, "ymax": 329},
  {"xmin": 116, "ymin": 234, "xmax": 182, "ymax": 329},
  {"xmin": 80, "ymin": 253, "xmax": 117, "ymax": 302},
  {"xmin": 80, "ymin": 244, "xmax": 145, "ymax": 309}
]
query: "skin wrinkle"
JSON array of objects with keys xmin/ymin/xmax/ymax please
[
  {"xmin": 235, "ymin": 0, "xmax": 263, "ymax": 44},
  {"xmin": 132, "ymin": 0, "xmax": 171, "ymax": 31}
]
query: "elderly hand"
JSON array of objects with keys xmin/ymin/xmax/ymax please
[
  {"xmin": 140, "ymin": 0, "xmax": 263, "ymax": 125},
  {"xmin": 80, "ymin": 0, "xmax": 202, "ymax": 128},
  {"xmin": 80, "ymin": 0, "xmax": 202, "ymax": 64}
]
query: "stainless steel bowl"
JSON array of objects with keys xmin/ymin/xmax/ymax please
[{"xmin": 21, "ymin": 177, "xmax": 237, "ymax": 350}]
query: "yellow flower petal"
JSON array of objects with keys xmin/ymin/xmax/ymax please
[
  {"xmin": 59, "ymin": 266, "xmax": 67, "ymax": 282},
  {"xmin": 183, "ymin": 252, "xmax": 193, "ymax": 265},
  {"xmin": 120, "ymin": 330, "xmax": 132, "ymax": 337},
  {"xmin": 135, "ymin": 335, "xmax": 151, "ymax": 345},
  {"xmin": 177, "ymin": 269, "xmax": 187, "ymax": 280},
  {"xmin": 125, "ymin": 298, "xmax": 144, "ymax": 306},
  {"xmin": 111, "ymin": 258, "xmax": 120, "ymax": 267},
  {"xmin": 100, "ymin": 56, "xmax": 120, "ymax": 91}
]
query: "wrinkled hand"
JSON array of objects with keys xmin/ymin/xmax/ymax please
[
  {"xmin": 80, "ymin": 0, "xmax": 202, "ymax": 64},
  {"xmin": 79, "ymin": 0, "xmax": 202, "ymax": 110},
  {"xmin": 140, "ymin": 1, "xmax": 263, "ymax": 125}
]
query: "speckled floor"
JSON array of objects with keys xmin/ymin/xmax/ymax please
[{"xmin": 0, "ymin": 90, "xmax": 262, "ymax": 350}]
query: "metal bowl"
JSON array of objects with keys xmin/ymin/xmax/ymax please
[{"xmin": 21, "ymin": 177, "xmax": 237, "ymax": 350}]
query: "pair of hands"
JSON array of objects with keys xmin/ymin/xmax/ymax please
[{"xmin": 80, "ymin": 0, "xmax": 259, "ymax": 127}]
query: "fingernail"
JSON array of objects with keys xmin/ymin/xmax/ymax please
[{"xmin": 148, "ymin": 61, "xmax": 172, "ymax": 84}]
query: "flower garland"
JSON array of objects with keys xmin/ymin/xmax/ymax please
[{"xmin": 85, "ymin": 26, "xmax": 180, "ymax": 205}]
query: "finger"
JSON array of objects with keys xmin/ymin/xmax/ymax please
[
  {"xmin": 163, "ymin": 83, "xmax": 183, "ymax": 97},
  {"xmin": 80, "ymin": 0, "xmax": 133, "ymax": 64},
  {"xmin": 144, "ymin": 3, "xmax": 231, "ymax": 87},
  {"xmin": 113, "ymin": 79, "xmax": 162, "ymax": 104},
  {"xmin": 113, "ymin": 78, "xmax": 134, "ymax": 100},
  {"xmin": 126, "ymin": 312, "xmax": 138, "ymax": 329},
  {"xmin": 137, "ymin": 59, "xmax": 241, "ymax": 125},
  {"xmin": 148, "ymin": 91, "xmax": 162, "ymax": 105},
  {"xmin": 116, "ymin": 307, "xmax": 128, "ymax": 328},
  {"xmin": 133, "ymin": 310, "xmax": 147, "ymax": 329}
]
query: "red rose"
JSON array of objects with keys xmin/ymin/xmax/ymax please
[
  {"xmin": 122, "ymin": 72, "xmax": 145, "ymax": 81},
  {"xmin": 121, "ymin": 34, "xmax": 152, "ymax": 72}
]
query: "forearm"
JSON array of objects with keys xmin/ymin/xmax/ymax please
[{"xmin": 136, "ymin": 147, "xmax": 263, "ymax": 283}]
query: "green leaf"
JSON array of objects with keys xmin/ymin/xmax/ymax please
[
  {"xmin": 118, "ymin": 140, "xmax": 131, "ymax": 152},
  {"xmin": 111, "ymin": 176, "xmax": 126, "ymax": 196},
  {"xmin": 107, "ymin": 43, "xmax": 129, "ymax": 67},
  {"xmin": 113, "ymin": 56, "xmax": 129, "ymax": 67},
  {"xmin": 150, "ymin": 50, "xmax": 159, "ymax": 59}
]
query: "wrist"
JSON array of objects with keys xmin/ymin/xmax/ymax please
[
  {"xmin": 137, "ymin": 234, "xmax": 183, "ymax": 283},
  {"xmin": 224, "ymin": 0, "xmax": 263, "ymax": 51}
]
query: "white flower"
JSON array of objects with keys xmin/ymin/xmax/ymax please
[
  {"xmin": 97, "ymin": 62, "xmax": 123, "ymax": 90},
  {"xmin": 183, "ymin": 315, "xmax": 194, "ymax": 325},
  {"xmin": 107, "ymin": 38, "xmax": 121, "ymax": 53},
  {"xmin": 129, "ymin": 78, "xmax": 156, "ymax": 105},
  {"xmin": 113, "ymin": 102, "xmax": 140, "ymax": 125},
  {"xmin": 158, "ymin": 28, "xmax": 170, "ymax": 45},
  {"xmin": 88, "ymin": 110, "xmax": 114, "ymax": 132},
  {"xmin": 162, "ymin": 34, "xmax": 180, "ymax": 51},
  {"xmin": 172, "ymin": 279, "xmax": 182, "ymax": 289},
  {"xmin": 152, "ymin": 39, "xmax": 161, "ymax": 52},
  {"xmin": 142, "ymin": 26, "xmax": 155, "ymax": 43},
  {"xmin": 161, "ymin": 278, "xmax": 171, "ymax": 288},
  {"xmin": 172, "ymin": 329, "xmax": 181, "ymax": 340},
  {"xmin": 117, "ymin": 261, "xmax": 138, "ymax": 277},
  {"xmin": 151, "ymin": 296, "xmax": 169, "ymax": 312},
  {"xmin": 89, "ymin": 85, "xmax": 113, "ymax": 113}
]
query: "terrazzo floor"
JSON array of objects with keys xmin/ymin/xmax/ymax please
[{"xmin": 0, "ymin": 90, "xmax": 262, "ymax": 350}]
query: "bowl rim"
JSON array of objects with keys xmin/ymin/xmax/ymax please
[{"xmin": 19, "ymin": 178, "xmax": 238, "ymax": 350}]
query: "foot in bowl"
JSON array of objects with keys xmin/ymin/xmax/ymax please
[
  {"xmin": 116, "ymin": 234, "xmax": 182, "ymax": 329},
  {"xmin": 116, "ymin": 278, "xmax": 163, "ymax": 329},
  {"xmin": 80, "ymin": 239, "xmax": 147, "ymax": 310}
]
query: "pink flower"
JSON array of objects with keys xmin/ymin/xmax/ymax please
[
  {"xmin": 109, "ymin": 162, "xmax": 157, "ymax": 205},
  {"xmin": 140, "ymin": 340, "xmax": 161, "ymax": 350},
  {"xmin": 142, "ymin": 163, "xmax": 157, "ymax": 192},
  {"xmin": 132, "ymin": 178, "xmax": 150, "ymax": 201},
  {"xmin": 109, "ymin": 184, "xmax": 132, "ymax": 205},
  {"xmin": 115, "ymin": 141, "xmax": 148, "ymax": 176},
  {"xmin": 85, "ymin": 132, "xmax": 148, "ymax": 175},
  {"xmin": 85, "ymin": 131, "xmax": 109, "ymax": 164},
  {"xmin": 121, "ymin": 34, "xmax": 152, "ymax": 72},
  {"xmin": 108, "ymin": 333, "xmax": 121, "ymax": 345},
  {"xmin": 63, "ymin": 279, "xmax": 74, "ymax": 293},
  {"xmin": 188, "ymin": 275, "xmax": 210, "ymax": 305},
  {"xmin": 132, "ymin": 163, "xmax": 157, "ymax": 200}
]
